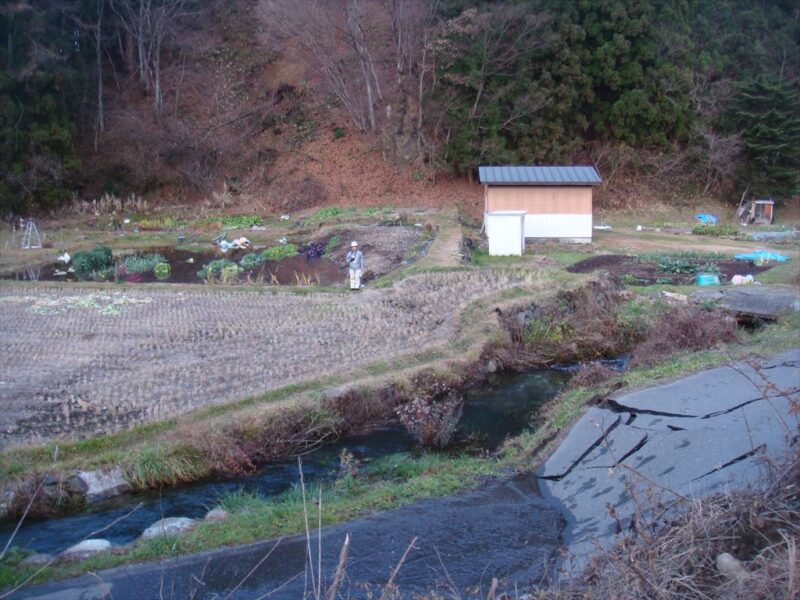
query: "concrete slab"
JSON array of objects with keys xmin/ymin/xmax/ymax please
[
  {"xmin": 612, "ymin": 350, "xmax": 799, "ymax": 417},
  {"xmin": 693, "ymin": 285, "xmax": 800, "ymax": 319},
  {"xmin": 541, "ymin": 350, "xmax": 800, "ymax": 574}
]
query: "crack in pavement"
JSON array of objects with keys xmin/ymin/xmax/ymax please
[
  {"xmin": 537, "ymin": 414, "xmax": 623, "ymax": 481},
  {"xmin": 579, "ymin": 434, "xmax": 650, "ymax": 470},
  {"xmin": 692, "ymin": 444, "xmax": 767, "ymax": 481}
]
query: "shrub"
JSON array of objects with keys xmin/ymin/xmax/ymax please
[
  {"xmin": 631, "ymin": 305, "xmax": 738, "ymax": 367},
  {"xmin": 395, "ymin": 394, "xmax": 464, "ymax": 448},
  {"xmin": 567, "ymin": 362, "xmax": 615, "ymax": 390},
  {"xmin": 135, "ymin": 217, "xmax": 187, "ymax": 230},
  {"xmin": 239, "ymin": 252, "xmax": 266, "ymax": 270},
  {"xmin": 692, "ymin": 223, "xmax": 739, "ymax": 237},
  {"xmin": 262, "ymin": 244, "xmax": 298, "ymax": 261},
  {"xmin": 332, "ymin": 126, "xmax": 346, "ymax": 140},
  {"xmin": 300, "ymin": 241, "xmax": 325, "ymax": 259},
  {"xmin": 72, "ymin": 245, "xmax": 113, "ymax": 279},
  {"xmin": 119, "ymin": 253, "xmax": 166, "ymax": 274}
]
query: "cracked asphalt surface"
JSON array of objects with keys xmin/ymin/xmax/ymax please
[{"xmin": 537, "ymin": 349, "xmax": 800, "ymax": 573}]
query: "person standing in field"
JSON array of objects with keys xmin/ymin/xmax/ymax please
[
  {"xmin": 111, "ymin": 210, "xmax": 124, "ymax": 235},
  {"xmin": 346, "ymin": 241, "xmax": 363, "ymax": 290}
]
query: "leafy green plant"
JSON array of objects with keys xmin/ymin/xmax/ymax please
[
  {"xmin": 332, "ymin": 126, "xmax": 346, "ymax": 140},
  {"xmin": 219, "ymin": 264, "xmax": 242, "ymax": 284},
  {"xmin": 221, "ymin": 215, "xmax": 263, "ymax": 228},
  {"xmin": 657, "ymin": 257, "xmax": 698, "ymax": 274},
  {"xmin": 154, "ymin": 262, "xmax": 170, "ymax": 280},
  {"xmin": 622, "ymin": 274, "xmax": 647, "ymax": 285},
  {"xmin": 262, "ymin": 244, "xmax": 298, "ymax": 261},
  {"xmin": 306, "ymin": 206, "xmax": 345, "ymax": 222},
  {"xmin": 72, "ymin": 246, "xmax": 113, "ymax": 278},
  {"xmin": 197, "ymin": 259, "xmax": 239, "ymax": 279},
  {"xmin": 692, "ymin": 223, "xmax": 739, "ymax": 237},
  {"xmin": 119, "ymin": 253, "xmax": 166, "ymax": 275},
  {"xmin": 636, "ymin": 251, "xmax": 727, "ymax": 263},
  {"xmin": 239, "ymin": 252, "xmax": 266, "ymax": 270},
  {"xmin": 323, "ymin": 235, "xmax": 340, "ymax": 255}
]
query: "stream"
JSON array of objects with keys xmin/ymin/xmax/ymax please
[{"xmin": 1, "ymin": 370, "xmax": 569, "ymax": 556}]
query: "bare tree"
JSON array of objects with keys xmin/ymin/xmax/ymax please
[
  {"xmin": 110, "ymin": 0, "xmax": 190, "ymax": 115},
  {"xmin": 345, "ymin": 0, "xmax": 382, "ymax": 130},
  {"xmin": 260, "ymin": 0, "xmax": 379, "ymax": 132}
]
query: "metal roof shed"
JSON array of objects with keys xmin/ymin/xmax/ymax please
[{"xmin": 480, "ymin": 165, "xmax": 602, "ymax": 243}]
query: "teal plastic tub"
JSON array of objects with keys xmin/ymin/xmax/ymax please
[{"xmin": 697, "ymin": 273, "xmax": 721, "ymax": 286}]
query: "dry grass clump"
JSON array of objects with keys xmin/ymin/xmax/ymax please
[
  {"xmin": 495, "ymin": 279, "xmax": 631, "ymax": 368},
  {"xmin": 391, "ymin": 369, "xmax": 470, "ymax": 448},
  {"xmin": 567, "ymin": 362, "xmax": 616, "ymax": 390},
  {"xmin": 395, "ymin": 395, "xmax": 464, "ymax": 449},
  {"xmin": 631, "ymin": 305, "xmax": 739, "ymax": 367},
  {"xmin": 322, "ymin": 386, "xmax": 404, "ymax": 433},
  {"xmin": 530, "ymin": 450, "xmax": 800, "ymax": 600}
]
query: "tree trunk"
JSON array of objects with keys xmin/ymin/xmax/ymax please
[
  {"xmin": 346, "ymin": 0, "xmax": 381, "ymax": 130},
  {"xmin": 95, "ymin": 0, "xmax": 105, "ymax": 148}
]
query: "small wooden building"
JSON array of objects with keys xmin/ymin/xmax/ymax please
[{"xmin": 480, "ymin": 165, "xmax": 602, "ymax": 243}]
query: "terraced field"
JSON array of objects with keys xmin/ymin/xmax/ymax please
[{"xmin": 0, "ymin": 269, "xmax": 534, "ymax": 448}]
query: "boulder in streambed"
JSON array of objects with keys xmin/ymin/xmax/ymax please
[
  {"xmin": 77, "ymin": 466, "xmax": 130, "ymax": 501},
  {"xmin": 63, "ymin": 539, "xmax": 112, "ymax": 559},
  {"xmin": 140, "ymin": 517, "xmax": 197, "ymax": 540}
]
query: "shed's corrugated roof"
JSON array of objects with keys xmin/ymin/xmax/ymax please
[{"xmin": 479, "ymin": 165, "xmax": 602, "ymax": 185}]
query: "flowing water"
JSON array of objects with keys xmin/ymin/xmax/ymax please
[{"xmin": 0, "ymin": 370, "xmax": 568, "ymax": 555}]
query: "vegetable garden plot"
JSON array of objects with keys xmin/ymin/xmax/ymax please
[{"xmin": 566, "ymin": 254, "xmax": 774, "ymax": 285}]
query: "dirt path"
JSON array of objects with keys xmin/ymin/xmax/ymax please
[
  {"xmin": 415, "ymin": 209, "xmax": 463, "ymax": 268},
  {"xmin": 596, "ymin": 229, "xmax": 799, "ymax": 256}
]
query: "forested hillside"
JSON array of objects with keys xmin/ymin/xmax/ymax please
[{"xmin": 1, "ymin": 0, "xmax": 798, "ymax": 215}]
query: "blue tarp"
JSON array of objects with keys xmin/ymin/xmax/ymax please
[
  {"xmin": 694, "ymin": 214, "xmax": 719, "ymax": 225},
  {"xmin": 734, "ymin": 250, "xmax": 790, "ymax": 262}
]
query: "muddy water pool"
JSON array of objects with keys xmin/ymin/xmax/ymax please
[{"xmin": 1, "ymin": 246, "xmax": 344, "ymax": 286}]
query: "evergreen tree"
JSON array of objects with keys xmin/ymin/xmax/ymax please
[
  {"xmin": 0, "ymin": 2, "xmax": 89, "ymax": 216},
  {"xmin": 732, "ymin": 78, "xmax": 800, "ymax": 198}
]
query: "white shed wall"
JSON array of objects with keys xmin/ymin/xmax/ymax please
[
  {"xmin": 524, "ymin": 213, "xmax": 592, "ymax": 242},
  {"xmin": 485, "ymin": 212, "xmax": 525, "ymax": 256}
]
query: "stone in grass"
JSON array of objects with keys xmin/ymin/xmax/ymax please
[
  {"xmin": 63, "ymin": 539, "xmax": 112, "ymax": 559},
  {"xmin": 204, "ymin": 508, "xmax": 229, "ymax": 523},
  {"xmin": 140, "ymin": 517, "xmax": 197, "ymax": 540},
  {"xmin": 21, "ymin": 553, "xmax": 54, "ymax": 566}
]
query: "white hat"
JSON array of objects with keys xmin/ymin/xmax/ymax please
[{"xmin": 351, "ymin": 241, "xmax": 358, "ymax": 247}]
